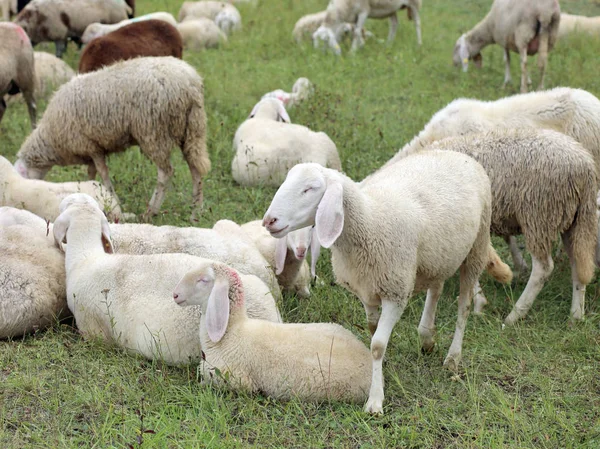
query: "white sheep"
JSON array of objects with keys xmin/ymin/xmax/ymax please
[
  {"xmin": 0, "ymin": 155, "xmax": 123, "ymax": 221},
  {"xmin": 81, "ymin": 12, "xmax": 177, "ymax": 44},
  {"xmin": 178, "ymin": 1, "xmax": 241, "ymax": 35},
  {"xmin": 53, "ymin": 196, "xmax": 281, "ymax": 365},
  {"xmin": 261, "ymin": 77, "xmax": 314, "ymax": 108},
  {"xmin": 313, "ymin": 0, "xmax": 422, "ymax": 55},
  {"xmin": 232, "ymin": 98, "xmax": 341, "ymax": 187},
  {"xmin": 452, "ymin": 0, "xmax": 560, "ymax": 93},
  {"xmin": 263, "ymin": 154, "xmax": 512, "ymax": 414},
  {"xmin": 292, "ymin": 11, "xmax": 372, "ymax": 44},
  {"xmin": 0, "ymin": 206, "xmax": 68, "ymax": 338},
  {"xmin": 14, "ymin": 57, "xmax": 209, "ymax": 221},
  {"xmin": 173, "ymin": 260, "xmax": 372, "ymax": 402},
  {"xmin": 558, "ymin": 13, "xmax": 600, "ymax": 38},
  {"xmin": 176, "ymin": 18, "xmax": 227, "ymax": 51}
]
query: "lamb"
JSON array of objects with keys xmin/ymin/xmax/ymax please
[
  {"xmin": 78, "ymin": 20, "xmax": 183, "ymax": 73},
  {"xmin": 173, "ymin": 261, "xmax": 372, "ymax": 402},
  {"xmin": 0, "ymin": 155, "xmax": 123, "ymax": 221},
  {"xmin": 176, "ymin": 18, "xmax": 227, "ymax": 51},
  {"xmin": 232, "ymin": 98, "xmax": 341, "ymax": 187},
  {"xmin": 292, "ymin": 11, "xmax": 371, "ymax": 44},
  {"xmin": 0, "ymin": 206, "xmax": 68, "ymax": 339},
  {"xmin": 313, "ymin": 0, "xmax": 422, "ymax": 55},
  {"xmin": 263, "ymin": 154, "xmax": 512, "ymax": 413},
  {"xmin": 261, "ymin": 77, "xmax": 314, "ymax": 108},
  {"xmin": 81, "ymin": 12, "xmax": 177, "ymax": 44},
  {"xmin": 14, "ymin": 57, "xmax": 209, "ymax": 221},
  {"xmin": 14, "ymin": 0, "xmax": 131, "ymax": 58},
  {"xmin": 178, "ymin": 1, "xmax": 241, "ymax": 35},
  {"xmin": 558, "ymin": 13, "xmax": 600, "ymax": 38},
  {"xmin": 0, "ymin": 23, "xmax": 36, "ymax": 129},
  {"xmin": 452, "ymin": 0, "xmax": 560, "ymax": 93},
  {"xmin": 53, "ymin": 196, "xmax": 281, "ymax": 365}
]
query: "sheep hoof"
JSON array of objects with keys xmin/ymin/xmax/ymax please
[
  {"xmin": 421, "ymin": 342, "xmax": 435, "ymax": 354},
  {"xmin": 364, "ymin": 398, "xmax": 383, "ymax": 415},
  {"xmin": 443, "ymin": 355, "xmax": 460, "ymax": 373},
  {"xmin": 503, "ymin": 312, "xmax": 519, "ymax": 327}
]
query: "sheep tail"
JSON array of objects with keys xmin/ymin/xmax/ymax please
[
  {"xmin": 567, "ymin": 175, "xmax": 597, "ymax": 284},
  {"xmin": 182, "ymin": 94, "xmax": 211, "ymax": 178},
  {"xmin": 485, "ymin": 244, "xmax": 513, "ymax": 284}
]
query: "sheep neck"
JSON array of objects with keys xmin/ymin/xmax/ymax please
[
  {"xmin": 64, "ymin": 220, "xmax": 106, "ymax": 274},
  {"xmin": 466, "ymin": 14, "xmax": 494, "ymax": 55}
]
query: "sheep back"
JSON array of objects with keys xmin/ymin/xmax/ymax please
[{"xmin": 0, "ymin": 23, "xmax": 35, "ymax": 98}]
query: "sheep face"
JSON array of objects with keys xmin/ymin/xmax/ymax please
[
  {"xmin": 248, "ymin": 98, "xmax": 291, "ymax": 123},
  {"xmin": 453, "ymin": 34, "xmax": 482, "ymax": 72},
  {"xmin": 312, "ymin": 26, "xmax": 341, "ymax": 55},
  {"xmin": 287, "ymin": 226, "xmax": 313, "ymax": 260},
  {"xmin": 14, "ymin": 158, "xmax": 49, "ymax": 179},
  {"xmin": 173, "ymin": 263, "xmax": 216, "ymax": 308}
]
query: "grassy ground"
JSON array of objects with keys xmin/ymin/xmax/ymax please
[{"xmin": 2, "ymin": 0, "xmax": 600, "ymax": 447}]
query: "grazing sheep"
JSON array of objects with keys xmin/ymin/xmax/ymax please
[
  {"xmin": 263, "ymin": 153, "xmax": 511, "ymax": 413},
  {"xmin": 292, "ymin": 11, "xmax": 369, "ymax": 44},
  {"xmin": 0, "ymin": 207, "xmax": 68, "ymax": 339},
  {"xmin": 173, "ymin": 261, "xmax": 372, "ymax": 402},
  {"xmin": 81, "ymin": 12, "xmax": 177, "ymax": 44},
  {"xmin": 0, "ymin": 155, "xmax": 122, "ymax": 221},
  {"xmin": 176, "ymin": 18, "xmax": 227, "ymax": 51},
  {"xmin": 0, "ymin": 23, "xmax": 36, "ymax": 129},
  {"xmin": 54, "ymin": 197, "xmax": 281, "ymax": 365},
  {"xmin": 261, "ymin": 77, "xmax": 314, "ymax": 108},
  {"xmin": 78, "ymin": 20, "xmax": 183, "ymax": 73},
  {"xmin": 15, "ymin": 57, "xmax": 209, "ymax": 220},
  {"xmin": 452, "ymin": 0, "xmax": 560, "ymax": 93},
  {"xmin": 232, "ymin": 98, "xmax": 341, "ymax": 187},
  {"xmin": 14, "ymin": 0, "xmax": 131, "ymax": 58},
  {"xmin": 178, "ymin": 1, "xmax": 241, "ymax": 35},
  {"xmin": 313, "ymin": 0, "xmax": 422, "ymax": 55},
  {"xmin": 558, "ymin": 13, "xmax": 600, "ymax": 38}
]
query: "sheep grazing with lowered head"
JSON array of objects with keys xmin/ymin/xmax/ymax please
[
  {"xmin": 176, "ymin": 18, "xmax": 227, "ymax": 51},
  {"xmin": 81, "ymin": 12, "xmax": 177, "ymax": 44},
  {"xmin": 452, "ymin": 0, "xmax": 560, "ymax": 93},
  {"xmin": 0, "ymin": 23, "xmax": 36, "ymax": 129},
  {"xmin": 263, "ymin": 152, "xmax": 512, "ymax": 414},
  {"xmin": 173, "ymin": 261, "xmax": 372, "ymax": 402},
  {"xmin": 15, "ymin": 56, "xmax": 209, "ymax": 221},
  {"xmin": 178, "ymin": 1, "xmax": 241, "ymax": 35}
]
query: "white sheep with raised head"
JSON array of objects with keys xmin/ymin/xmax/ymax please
[
  {"xmin": 173, "ymin": 260, "xmax": 372, "ymax": 402},
  {"xmin": 263, "ymin": 152, "xmax": 511, "ymax": 414}
]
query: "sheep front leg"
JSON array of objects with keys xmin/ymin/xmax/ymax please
[
  {"xmin": 92, "ymin": 154, "xmax": 118, "ymax": 198},
  {"xmin": 87, "ymin": 163, "xmax": 97, "ymax": 180},
  {"xmin": 410, "ymin": 4, "xmax": 421, "ymax": 45},
  {"xmin": 21, "ymin": 89, "xmax": 37, "ymax": 129},
  {"xmin": 351, "ymin": 11, "xmax": 368, "ymax": 52},
  {"xmin": 444, "ymin": 269, "xmax": 474, "ymax": 372},
  {"xmin": 502, "ymin": 48, "xmax": 512, "ymax": 87},
  {"xmin": 387, "ymin": 12, "xmax": 398, "ymax": 43},
  {"xmin": 570, "ymin": 260, "xmax": 586, "ymax": 322},
  {"xmin": 418, "ymin": 282, "xmax": 443, "ymax": 352},
  {"xmin": 519, "ymin": 46, "xmax": 528, "ymax": 93},
  {"xmin": 364, "ymin": 298, "xmax": 406, "ymax": 415}
]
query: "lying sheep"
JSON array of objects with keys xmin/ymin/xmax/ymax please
[
  {"xmin": 0, "ymin": 23, "xmax": 36, "ymax": 129},
  {"xmin": 232, "ymin": 98, "xmax": 341, "ymax": 187},
  {"xmin": 54, "ymin": 197, "xmax": 281, "ymax": 365},
  {"xmin": 177, "ymin": 18, "xmax": 227, "ymax": 51},
  {"xmin": 0, "ymin": 206, "xmax": 68, "ymax": 339},
  {"xmin": 81, "ymin": 12, "xmax": 177, "ymax": 44},
  {"xmin": 452, "ymin": 0, "xmax": 560, "ymax": 93},
  {"xmin": 15, "ymin": 57, "xmax": 209, "ymax": 220},
  {"xmin": 14, "ymin": 0, "xmax": 131, "ymax": 58},
  {"xmin": 173, "ymin": 261, "xmax": 372, "ymax": 402},
  {"xmin": 78, "ymin": 20, "xmax": 183, "ymax": 73},
  {"xmin": 313, "ymin": 0, "xmax": 422, "ymax": 55},
  {"xmin": 558, "ymin": 13, "xmax": 600, "ymax": 38},
  {"xmin": 292, "ymin": 11, "xmax": 372, "ymax": 44},
  {"xmin": 0, "ymin": 155, "xmax": 123, "ymax": 221},
  {"xmin": 261, "ymin": 77, "xmax": 314, "ymax": 108},
  {"xmin": 263, "ymin": 154, "xmax": 512, "ymax": 413},
  {"xmin": 178, "ymin": 1, "xmax": 241, "ymax": 35}
]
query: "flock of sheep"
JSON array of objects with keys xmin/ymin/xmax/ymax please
[{"xmin": 1, "ymin": 0, "xmax": 600, "ymax": 416}]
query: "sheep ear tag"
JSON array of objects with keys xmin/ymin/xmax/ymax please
[
  {"xmin": 315, "ymin": 181, "xmax": 344, "ymax": 249},
  {"xmin": 206, "ymin": 277, "xmax": 230, "ymax": 343},
  {"xmin": 275, "ymin": 236, "xmax": 287, "ymax": 275}
]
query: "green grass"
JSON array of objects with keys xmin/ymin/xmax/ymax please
[{"xmin": 2, "ymin": 0, "xmax": 600, "ymax": 447}]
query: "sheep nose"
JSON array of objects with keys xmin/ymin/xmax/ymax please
[
  {"xmin": 263, "ymin": 216, "xmax": 277, "ymax": 229},
  {"xmin": 173, "ymin": 293, "xmax": 179, "ymax": 301},
  {"xmin": 296, "ymin": 246, "xmax": 306, "ymax": 259}
]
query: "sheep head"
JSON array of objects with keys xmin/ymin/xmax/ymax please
[
  {"xmin": 248, "ymin": 98, "xmax": 291, "ymax": 123},
  {"xmin": 453, "ymin": 34, "xmax": 482, "ymax": 72}
]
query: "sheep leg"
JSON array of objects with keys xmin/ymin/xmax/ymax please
[
  {"xmin": 145, "ymin": 167, "xmax": 172, "ymax": 219},
  {"xmin": 506, "ymin": 235, "xmax": 528, "ymax": 274},
  {"xmin": 189, "ymin": 165, "xmax": 203, "ymax": 221},
  {"xmin": 351, "ymin": 11, "xmax": 368, "ymax": 52},
  {"xmin": 387, "ymin": 12, "xmax": 398, "ymax": 43},
  {"xmin": 410, "ymin": 4, "xmax": 422, "ymax": 45},
  {"xmin": 55, "ymin": 40, "xmax": 67, "ymax": 59},
  {"xmin": 417, "ymin": 282, "xmax": 444, "ymax": 352},
  {"xmin": 560, "ymin": 232, "xmax": 590, "ymax": 322},
  {"xmin": 504, "ymin": 254, "xmax": 553, "ymax": 326},
  {"xmin": 92, "ymin": 154, "xmax": 116, "ymax": 195},
  {"xmin": 364, "ymin": 303, "xmax": 381, "ymax": 336},
  {"xmin": 87, "ymin": 163, "xmax": 97, "ymax": 180},
  {"xmin": 364, "ymin": 298, "xmax": 406, "ymax": 415},
  {"xmin": 519, "ymin": 46, "xmax": 528, "ymax": 93},
  {"xmin": 536, "ymin": 26, "xmax": 550, "ymax": 91},
  {"xmin": 502, "ymin": 48, "xmax": 512, "ymax": 87},
  {"xmin": 0, "ymin": 97, "xmax": 6, "ymax": 124},
  {"xmin": 21, "ymin": 89, "xmax": 37, "ymax": 130},
  {"xmin": 472, "ymin": 279, "xmax": 488, "ymax": 315}
]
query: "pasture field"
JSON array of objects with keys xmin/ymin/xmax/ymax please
[{"xmin": 2, "ymin": 0, "xmax": 600, "ymax": 447}]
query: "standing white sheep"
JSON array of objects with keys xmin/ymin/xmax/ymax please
[
  {"xmin": 263, "ymin": 153, "xmax": 512, "ymax": 414},
  {"xmin": 452, "ymin": 0, "xmax": 560, "ymax": 93},
  {"xmin": 232, "ymin": 98, "xmax": 341, "ymax": 187},
  {"xmin": 14, "ymin": 57, "xmax": 209, "ymax": 221},
  {"xmin": 173, "ymin": 261, "xmax": 372, "ymax": 402},
  {"xmin": 178, "ymin": 1, "xmax": 241, "ymax": 35}
]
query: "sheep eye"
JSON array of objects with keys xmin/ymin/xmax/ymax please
[
  {"xmin": 198, "ymin": 277, "xmax": 211, "ymax": 284},
  {"xmin": 302, "ymin": 187, "xmax": 312, "ymax": 194}
]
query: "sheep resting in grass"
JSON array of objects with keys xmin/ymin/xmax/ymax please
[
  {"xmin": 558, "ymin": 13, "xmax": 600, "ymax": 38},
  {"xmin": 0, "ymin": 23, "xmax": 36, "ymax": 129},
  {"xmin": 79, "ymin": 20, "xmax": 183, "ymax": 74},
  {"xmin": 173, "ymin": 261, "xmax": 372, "ymax": 402},
  {"xmin": 177, "ymin": 18, "xmax": 227, "ymax": 51},
  {"xmin": 452, "ymin": 0, "xmax": 560, "ymax": 93},
  {"xmin": 232, "ymin": 98, "xmax": 341, "ymax": 187},
  {"xmin": 292, "ymin": 11, "xmax": 373, "ymax": 44},
  {"xmin": 81, "ymin": 12, "xmax": 177, "ymax": 44},
  {"xmin": 261, "ymin": 77, "xmax": 314, "ymax": 109},
  {"xmin": 263, "ymin": 153, "xmax": 512, "ymax": 414},
  {"xmin": 178, "ymin": 1, "xmax": 241, "ymax": 35},
  {"xmin": 313, "ymin": 0, "xmax": 422, "ymax": 55},
  {"xmin": 15, "ymin": 57, "xmax": 209, "ymax": 221},
  {"xmin": 54, "ymin": 196, "xmax": 281, "ymax": 365},
  {"xmin": 0, "ymin": 206, "xmax": 68, "ymax": 339}
]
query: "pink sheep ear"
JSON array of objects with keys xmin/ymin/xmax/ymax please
[
  {"xmin": 276, "ymin": 101, "xmax": 291, "ymax": 123},
  {"xmin": 205, "ymin": 275, "xmax": 230, "ymax": 343},
  {"xmin": 315, "ymin": 181, "xmax": 344, "ymax": 248},
  {"xmin": 53, "ymin": 213, "xmax": 70, "ymax": 251},
  {"xmin": 101, "ymin": 218, "xmax": 114, "ymax": 254},
  {"xmin": 309, "ymin": 226, "xmax": 321, "ymax": 278},
  {"xmin": 274, "ymin": 236, "xmax": 287, "ymax": 275}
]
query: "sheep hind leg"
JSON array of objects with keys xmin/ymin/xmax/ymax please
[
  {"xmin": 21, "ymin": 88, "xmax": 36, "ymax": 129},
  {"xmin": 519, "ymin": 47, "xmax": 528, "ymax": 93},
  {"xmin": 411, "ymin": 5, "xmax": 421, "ymax": 45},
  {"xmin": 472, "ymin": 279, "xmax": 488, "ymax": 315},
  {"xmin": 188, "ymin": 165, "xmax": 203, "ymax": 221},
  {"xmin": 536, "ymin": 27, "xmax": 550, "ymax": 91},
  {"xmin": 506, "ymin": 235, "xmax": 528, "ymax": 274},
  {"xmin": 0, "ymin": 97, "xmax": 6, "ymax": 124},
  {"xmin": 502, "ymin": 48, "xmax": 512, "ymax": 87},
  {"xmin": 561, "ymin": 232, "xmax": 591, "ymax": 322},
  {"xmin": 418, "ymin": 281, "xmax": 444, "ymax": 352},
  {"xmin": 145, "ymin": 165, "xmax": 173, "ymax": 220},
  {"xmin": 92, "ymin": 153, "xmax": 123, "ymax": 217},
  {"xmin": 351, "ymin": 11, "xmax": 368, "ymax": 52},
  {"xmin": 364, "ymin": 303, "xmax": 380, "ymax": 336},
  {"xmin": 387, "ymin": 12, "xmax": 398, "ymax": 43}
]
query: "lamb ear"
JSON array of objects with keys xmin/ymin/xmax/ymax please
[
  {"xmin": 53, "ymin": 213, "xmax": 69, "ymax": 252},
  {"xmin": 309, "ymin": 226, "xmax": 321, "ymax": 279},
  {"xmin": 277, "ymin": 102, "xmax": 291, "ymax": 123},
  {"xmin": 274, "ymin": 236, "xmax": 287, "ymax": 275},
  {"xmin": 205, "ymin": 275, "xmax": 230, "ymax": 343},
  {"xmin": 315, "ymin": 181, "xmax": 344, "ymax": 248},
  {"xmin": 248, "ymin": 102, "xmax": 260, "ymax": 119},
  {"xmin": 101, "ymin": 218, "xmax": 114, "ymax": 254}
]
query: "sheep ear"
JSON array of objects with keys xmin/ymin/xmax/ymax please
[
  {"xmin": 277, "ymin": 102, "xmax": 291, "ymax": 123},
  {"xmin": 53, "ymin": 213, "xmax": 69, "ymax": 251},
  {"xmin": 274, "ymin": 237, "xmax": 287, "ymax": 275},
  {"xmin": 473, "ymin": 53, "xmax": 483, "ymax": 68},
  {"xmin": 309, "ymin": 226, "xmax": 321, "ymax": 279},
  {"xmin": 101, "ymin": 218, "xmax": 114, "ymax": 254},
  {"xmin": 205, "ymin": 275, "xmax": 230, "ymax": 343},
  {"xmin": 249, "ymin": 102, "xmax": 260, "ymax": 119},
  {"xmin": 315, "ymin": 181, "xmax": 344, "ymax": 248}
]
